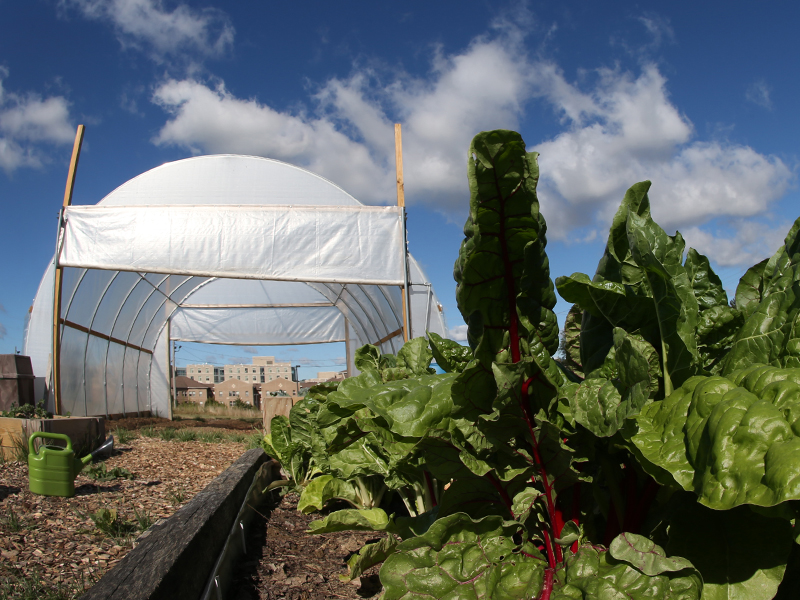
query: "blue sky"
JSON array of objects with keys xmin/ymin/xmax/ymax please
[{"xmin": 1, "ymin": 0, "xmax": 798, "ymax": 376}]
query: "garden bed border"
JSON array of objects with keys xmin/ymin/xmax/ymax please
[{"xmin": 80, "ymin": 448, "xmax": 279, "ymax": 600}]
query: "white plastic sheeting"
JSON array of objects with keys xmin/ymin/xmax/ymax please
[
  {"xmin": 61, "ymin": 205, "xmax": 405, "ymax": 284},
  {"xmin": 23, "ymin": 155, "xmax": 448, "ymax": 418}
]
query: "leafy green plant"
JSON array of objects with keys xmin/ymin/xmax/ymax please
[
  {"xmin": 88, "ymin": 508, "xmax": 138, "ymax": 538},
  {"xmin": 0, "ymin": 399, "xmax": 52, "ymax": 419},
  {"xmin": 139, "ymin": 426, "xmax": 157, "ymax": 438},
  {"xmin": 133, "ymin": 507, "xmax": 154, "ymax": 532},
  {"xmin": 81, "ymin": 462, "xmax": 135, "ymax": 481},
  {"xmin": 275, "ymin": 130, "xmax": 800, "ymax": 599}
]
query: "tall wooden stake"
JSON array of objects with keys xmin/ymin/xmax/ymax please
[
  {"xmin": 395, "ymin": 124, "xmax": 410, "ymax": 342},
  {"xmin": 52, "ymin": 125, "xmax": 85, "ymax": 415}
]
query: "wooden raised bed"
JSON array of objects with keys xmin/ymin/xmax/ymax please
[{"xmin": 0, "ymin": 416, "xmax": 105, "ymax": 459}]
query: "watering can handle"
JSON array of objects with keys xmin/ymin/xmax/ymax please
[{"xmin": 28, "ymin": 432, "xmax": 73, "ymax": 455}]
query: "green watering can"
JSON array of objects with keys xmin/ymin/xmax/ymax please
[{"xmin": 28, "ymin": 432, "xmax": 114, "ymax": 497}]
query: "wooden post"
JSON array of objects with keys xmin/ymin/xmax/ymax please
[
  {"xmin": 52, "ymin": 125, "xmax": 85, "ymax": 415},
  {"xmin": 395, "ymin": 124, "xmax": 405, "ymax": 208},
  {"xmin": 395, "ymin": 124, "xmax": 410, "ymax": 342},
  {"xmin": 344, "ymin": 318, "xmax": 352, "ymax": 378}
]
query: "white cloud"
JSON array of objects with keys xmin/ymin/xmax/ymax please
[
  {"xmin": 0, "ymin": 68, "xmax": 75, "ymax": 173},
  {"xmin": 60, "ymin": 0, "xmax": 234, "ymax": 64},
  {"xmin": 150, "ymin": 22, "xmax": 794, "ymax": 268},
  {"xmin": 447, "ymin": 324, "xmax": 468, "ymax": 342},
  {"xmin": 152, "ymin": 28, "xmax": 534, "ymax": 205},
  {"xmin": 682, "ymin": 219, "xmax": 792, "ymax": 268},
  {"xmin": 746, "ymin": 80, "xmax": 773, "ymax": 110},
  {"xmin": 533, "ymin": 64, "xmax": 793, "ymax": 244}
]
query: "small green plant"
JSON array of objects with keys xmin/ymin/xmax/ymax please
[
  {"xmin": 8, "ymin": 433, "xmax": 29, "ymax": 462},
  {"xmin": 114, "ymin": 428, "xmax": 137, "ymax": 444},
  {"xmin": 0, "ymin": 567, "xmax": 91, "ymax": 600},
  {"xmin": 197, "ymin": 431, "xmax": 224, "ymax": 443},
  {"xmin": 176, "ymin": 429, "xmax": 197, "ymax": 442},
  {"xmin": 167, "ymin": 488, "xmax": 185, "ymax": 505},
  {"xmin": 82, "ymin": 463, "xmax": 135, "ymax": 481},
  {"xmin": 88, "ymin": 508, "xmax": 137, "ymax": 538},
  {"xmin": 0, "ymin": 399, "xmax": 52, "ymax": 419},
  {"xmin": 244, "ymin": 430, "xmax": 264, "ymax": 450},
  {"xmin": 133, "ymin": 507, "xmax": 154, "ymax": 532},
  {"xmin": 139, "ymin": 426, "xmax": 157, "ymax": 438},
  {"xmin": 1, "ymin": 506, "xmax": 23, "ymax": 532},
  {"xmin": 226, "ymin": 432, "xmax": 246, "ymax": 443},
  {"xmin": 231, "ymin": 399, "xmax": 256, "ymax": 410},
  {"xmin": 158, "ymin": 428, "xmax": 177, "ymax": 441}
]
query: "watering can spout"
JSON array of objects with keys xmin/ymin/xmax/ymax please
[{"xmin": 83, "ymin": 434, "xmax": 114, "ymax": 465}]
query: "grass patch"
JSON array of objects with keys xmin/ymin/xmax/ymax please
[
  {"xmin": 157, "ymin": 428, "xmax": 177, "ymax": 442},
  {"xmin": 196, "ymin": 431, "xmax": 224, "ymax": 444},
  {"xmin": 244, "ymin": 430, "xmax": 265, "ymax": 450},
  {"xmin": 1, "ymin": 506, "xmax": 23, "ymax": 532},
  {"xmin": 0, "ymin": 567, "xmax": 92, "ymax": 600},
  {"xmin": 167, "ymin": 488, "xmax": 185, "ymax": 506},
  {"xmin": 114, "ymin": 428, "xmax": 137, "ymax": 444},
  {"xmin": 176, "ymin": 429, "xmax": 197, "ymax": 442},
  {"xmin": 139, "ymin": 426, "xmax": 158, "ymax": 438}
]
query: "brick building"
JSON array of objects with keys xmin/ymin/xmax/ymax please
[
  {"xmin": 174, "ymin": 376, "xmax": 214, "ymax": 404},
  {"xmin": 213, "ymin": 379, "xmax": 259, "ymax": 408},
  {"xmin": 186, "ymin": 363, "xmax": 224, "ymax": 383}
]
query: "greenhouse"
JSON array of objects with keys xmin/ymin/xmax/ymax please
[{"xmin": 22, "ymin": 154, "xmax": 447, "ymax": 418}]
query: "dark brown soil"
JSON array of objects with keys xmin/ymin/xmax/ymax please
[
  {"xmin": 230, "ymin": 493, "xmax": 384, "ymax": 600},
  {"xmin": 106, "ymin": 416, "xmax": 261, "ymax": 432}
]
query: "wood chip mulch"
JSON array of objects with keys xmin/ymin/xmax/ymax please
[
  {"xmin": 0, "ymin": 432, "xmax": 250, "ymax": 598},
  {"xmin": 230, "ymin": 493, "xmax": 384, "ymax": 600}
]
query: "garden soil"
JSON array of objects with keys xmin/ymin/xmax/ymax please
[{"xmin": 230, "ymin": 492, "xmax": 384, "ymax": 600}]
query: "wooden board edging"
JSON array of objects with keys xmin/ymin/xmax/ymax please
[{"xmin": 80, "ymin": 449, "xmax": 278, "ymax": 600}]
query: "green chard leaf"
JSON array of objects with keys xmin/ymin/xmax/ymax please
[
  {"xmin": 562, "ymin": 304, "xmax": 584, "ymax": 378},
  {"xmin": 428, "ymin": 331, "xmax": 472, "ymax": 373},
  {"xmin": 550, "ymin": 538, "xmax": 702, "ymax": 600},
  {"xmin": 380, "ymin": 513, "xmax": 546, "ymax": 600},
  {"xmin": 666, "ymin": 494, "xmax": 793, "ymax": 600},
  {"xmin": 633, "ymin": 366, "xmax": 800, "ymax": 509},
  {"xmin": 556, "ymin": 181, "xmax": 702, "ymax": 394},
  {"xmin": 626, "ymin": 212, "xmax": 699, "ymax": 395},
  {"xmin": 454, "ymin": 130, "xmax": 557, "ymax": 366},
  {"xmin": 724, "ymin": 216, "xmax": 800, "ymax": 373},
  {"xmin": 565, "ymin": 328, "xmax": 656, "ymax": 437},
  {"xmin": 340, "ymin": 534, "xmax": 400, "ymax": 582}
]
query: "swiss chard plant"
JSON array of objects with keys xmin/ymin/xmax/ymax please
[{"xmin": 262, "ymin": 129, "xmax": 800, "ymax": 600}]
